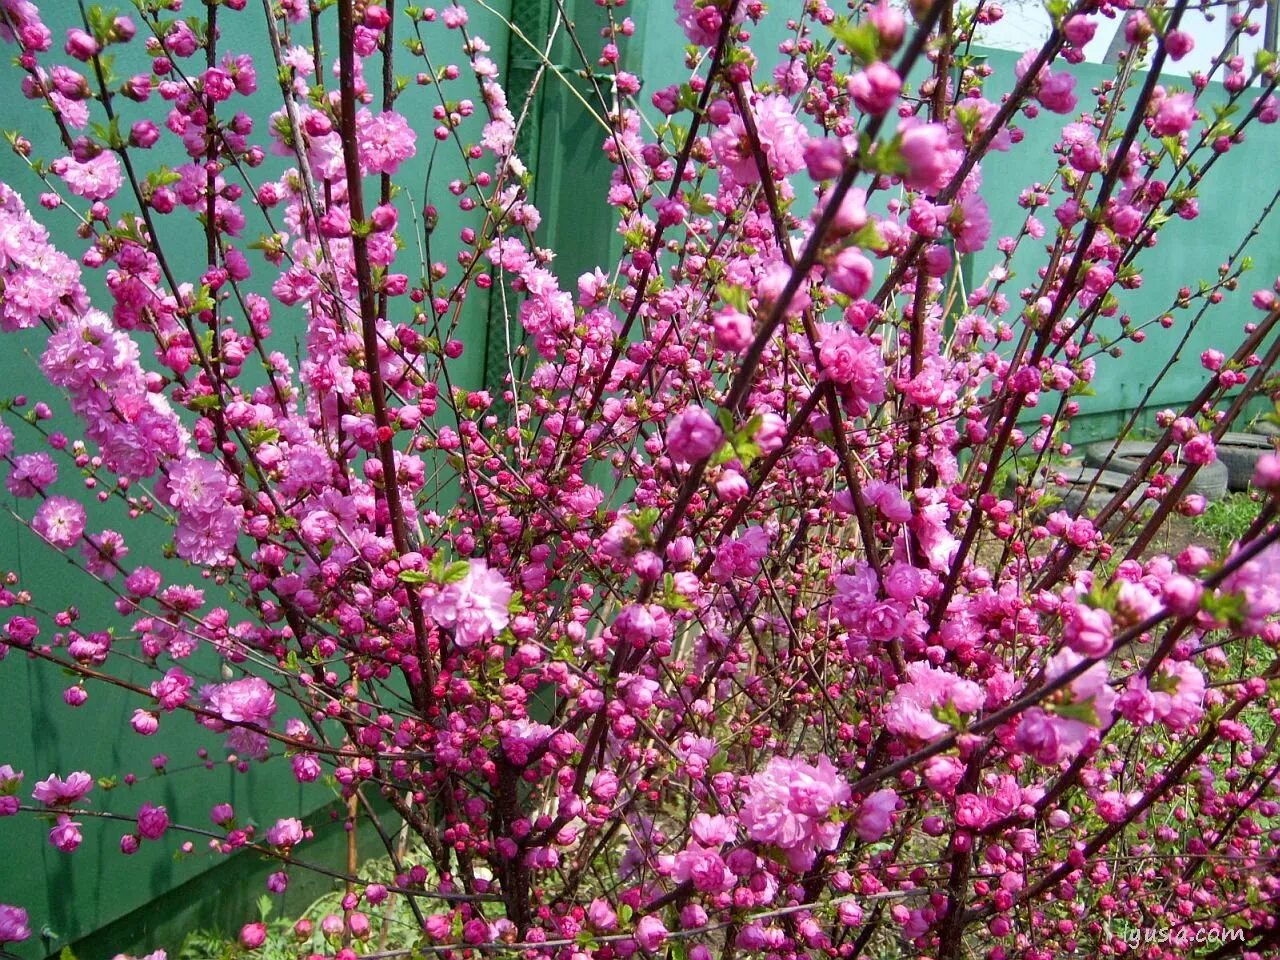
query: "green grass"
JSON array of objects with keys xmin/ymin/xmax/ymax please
[{"xmin": 1192, "ymin": 492, "xmax": 1265, "ymax": 548}]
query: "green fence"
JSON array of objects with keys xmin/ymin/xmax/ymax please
[
  {"xmin": 0, "ymin": 3, "xmax": 513, "ymax": 957},
  {"xmin": 1, "ymin": 4, "xmax": 1277, "ymax": 958}
]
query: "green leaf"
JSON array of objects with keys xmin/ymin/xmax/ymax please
[
  {"xmin": 849, "ymin": 221, "xmax": 887, "ymax": 252},
  {"xmin": 831, "ymin": 16, "xmax": 882, "ymax": 65},
  {"xmin": 398, "ymin": 569, "xmax": 430, "ymax": 584},
  {"xmin": 717, "ymin": 283, "xmax": 751, "ymax": 313},
  {"xmin": 442, "ymin": 560, "xmax": 472, "ymax": 584},
  {"xmin": 247, "ymin": 426, "xmax": 280, "ymax": 447}
]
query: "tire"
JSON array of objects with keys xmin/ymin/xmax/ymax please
[
  {"xmin": 1082, "ymin": 440, "xmax": 1229, "ymax": 502},
  {"xmin": 1037, "ymin": 466, "xmax": 1151, "ymax": 530},
  {"xmin": 1216, "ymin": 432, "xmax": 1276, "ymax": 491},
  {"xmin": 1250, "ymin": 418, "xmax": 1280, "ymax": 438}
]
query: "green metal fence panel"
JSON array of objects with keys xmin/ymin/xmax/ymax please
[
  {"xmin": 621, "ymin": 13, "xmax": 1279, "ymax": 442},
  {"xmin": 975, "ymin": 47, "xmax": 1280, "ymax": 443},
  {"xmin": 0, "ymin": 3, "xmax": 511, "ymax": 956}
]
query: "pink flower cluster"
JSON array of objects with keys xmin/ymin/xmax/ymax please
[{"xmin": 739, "ymin": 754, "xmax": 849, "ymax": 870}]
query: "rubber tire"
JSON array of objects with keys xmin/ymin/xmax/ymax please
[
  {"xmin": 1215, "ymin": 432, "xmax": 1275, "ymax": 490},
  {"xmin": 1250, "ymin": 418, "xmax": 1280, "ymax": 438},
  {"xmin": 1082, "ymin": 440, "xmax": 1229, "ymax": 502},
  {"xmin": 1037, "ymin": 467, "xmax": 1151, "ymax": 530}
]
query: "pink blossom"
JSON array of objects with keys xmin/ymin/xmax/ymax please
[
  {"xmin": 671, "ymin": 843, "xmax": 733, "ymax": 892},
  {"xmin": 885, "ymin": 663, "xmax": 983, "ymax": 742},
  {"xmin": 711, "ymin": 95, "xmax": 806, "ymax": 186},
  {"xmin": 1063, "ymin": 605, "xmax": 1113, "ymax": 657},
  {"xmin": 634, "ymin": 915, "xmax": 668, "ymax": 952},
  {"xmin": 818, "ymin": 330, "xmax": 886, "ymax": 414},
  {"xmin": 5, "ymin": 451, "xmax": 56, "ymax": 496},
  {"xmin": 667, "ymin": 407, "xmax": 724, "ymax": 465},
  {"xmin": 32, "ymin": 496, "xmax": 86, "ymax": 549},
  {"xmin": 498, "ymin": 718, "xmax": 552, "ymax": 765},
  {"xmin": 137, "ymin": 803, "xmax": 169, "ymax": 840},
  {"xmin": 1063, "ymin": 15, "xmax": 1097, "ymax": 47},
  {"xmin": 588, "ymin": 898, "xmax": 617, "ymax": 931},
  {"xmin": 131, "ymin": 710, "xmax": 159, "ymax": 736},
  {"xmin": 239, "ymin": 922, "xmax": 267, "ymax": 949},
  {"xmin": 853, "ymin": 788, "xmax": 899, "ymax": 842},
  {"xmin": 357, "ymin": 110, "xmax": 417, "ymax": 175},
  {"xmin": 1018, "ymin": 649, "xmax": 1117, "ymax": 763},
  {"xmin": 422, "ymin": 560, "xmax": 513, "ymax": 648},
  {"xmin": 826, "ymin": 247, "xmax": 875, "ymax": 299},
  {"xmin": 52, "ymin": 152, "xmax": 123, "ymax": 200},
  {"xmin": 739, "ymin": 754, "xmax": 850, "ymax": 870},
  {"xmin": 1015, "ymin": 50, "xmax": 1077, "ymax": 114},
  {"xmin": 151, "ymin": 668, "xmax": 192, "ymax": 711},
  {"xmin": 711, "ymin": 526, "xmax": 769, "ymax": 583},
  {"xmin": 1182, "ymin": 434, "xmax": 1217, "ymax": 465},
  {"xmin": 1165, "ymin": 30, "xmax": 1195, "ymax": 61},
  {"xmin": 1221, "ymin": 543, "xmax": 1280, "ymax": 631},
  {"xmin": 673, "ymin": 0, "xmax": 748, "ymax": 47},
  {"xmin": 1254, "ymin": 453, "xmax": 1280, "ymax": 491},
  {"xmin": 1150, "ymin": 661, "xmax": 1205, "ymax": 730},
  {"xmin": 848, "ymin": 62, "xmax": 901, "ymax": 116},
  {"xmin": 1096, "ymin": 790, "xmax": 1130, "ymax": 824},
  {"xmin": 0, "ymin": 904, "xmax": 30, "ymax": 944},
  {"xmin": 206, "ymin": 677, "xmax": 277, "ymax": 727},
  {"xmin": 1151, "ymin": 92, "xmax": 1196, "ymax": 138},
  {"xmin": 49, "ymin": 814, "xmax": 83, "ymax": 852},
  {"xmin": 266, "ymin": 816, "xmax": 305, "ymax": 847},
  {"xmin": 951, "ymin": 193, "xmax": 992, "ymax": 254},
  {"xmin": 898, "ymin": 122, "xmax": 951, "ymax": 192},
  {"xmin": 32, "ymin": 771, "xmax": 92, "ymax": 806}
]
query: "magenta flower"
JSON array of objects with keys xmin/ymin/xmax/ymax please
[
  {"xmin": 239, "ymin": 922, "xmax": 267, "ymax": 949},
  {"xmin": 1151, "ymin": 92, "xmax": 1196, "ymax": 138},
  {"xmin": 49, "ymin": 814, "xmax": 83, "ymax": 852},
  {"xmin": 5, "ymin": 451, "xmax": 56, "ymax": 497},
  {"xmin": 667, "ymin": 407, "xmax": 723, "ymax": 465},
  {"xmin": 634, "ymin": 914, "xmax": 669, "ymax": 952},
  {"xmin": 848, "ymin": 61, "xmax": 902, "ymax": 116},
  {"xmin": 711, "ymin": 95, "xmax": 806, "ymax": 187},
  {"xmin": 1221, "ymin": 542, "xmax": 1280, "ymax": 632},
  {"xmin": 740, "ymin": 754, "xmax": 850, "ymax": 870},
  {"xmin": 670, "ymin": 842, "xmax": 733, "ymax": 892},
  {"xmin": 206, "ymin": 677, "xmax": 276, "ymax": 726},
  {"xmin": 32, "ymin": 496, "xmax": 86, "ymax": 549},
  {"xmin": 898, "ymin": 122, "xmax": 951, "ymax": 192},
  {"xmin": 853, "ymin": 788, "xmax": 899, "ymax": 842},
  {"xmin": 1018, "ymin": 649, "xmax": 1117, "ymax": 764},
  {"xmin": 710, "ymin": 526, "xmax": 769, "ymax": 583},
  {"xmin": 422, "ymin": 559, "xmax": 513, "ymax": 649},
  {"xmin": 1150, "ymin": 661, "xmax": 1205, "ymax": 730},
  {"xmin": 32, "ymin": 771, "xmax": 93, "ymax": 806},
  {"xmin": 137, "ymin": 803, "xmax": 169, "ymax": 840},
  {"xmin": 51, "ymin": 152, "xmax": 122, "ymax": 200},
  {"xmin": 356, "ymin": 109, "xmax": 417, "ymax": 175},
  {"xmin": 885, "ymin": 663, "xmax": 983, "ymax": 743},
  {"xmin": 818, "ymin": 330, "xmax": 886, "ymax": 412},
  {"xmin": 265, "ymin": 817, "xmax": 305, "ymax": 848},
  {"xmin": 1063, "ymin": 604, "xmax": 1114, "ymax": 657},
  {"xmin": 0, "ymin": 904, "xmax": 30, "ymax": 944}
]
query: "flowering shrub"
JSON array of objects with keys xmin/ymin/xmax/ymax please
[{"xmin": 2, "ymin": 0, "xmax": 1280, "ymax": 957}]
